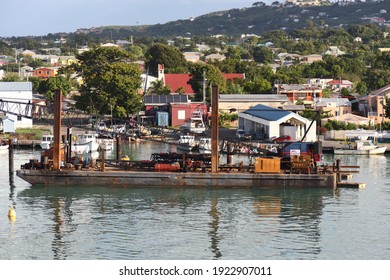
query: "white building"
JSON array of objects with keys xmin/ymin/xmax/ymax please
[
  {"xmin": 238, "ymin": 104, "xmax": 317, "ymax": 141},
  {"xmin": 0, "ymin": 82, "xmax": 33, "ymax": 129}
]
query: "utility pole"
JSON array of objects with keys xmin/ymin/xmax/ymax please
[{"xmin": 202, "ymin": 69, "xmax": 207, "ymax": 103}]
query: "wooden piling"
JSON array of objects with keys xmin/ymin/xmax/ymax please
[
  {"xmin": 9, "ymin": 139, "xmax": 14, "ymax": 174},
  {"xmin": 211, "ymin": 86, "xmax": 219, "ymax": 173}
]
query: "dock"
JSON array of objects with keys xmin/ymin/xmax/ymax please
[{"xmin": 337, "ymin": 181, "xmax": 366, "ymax": 189}]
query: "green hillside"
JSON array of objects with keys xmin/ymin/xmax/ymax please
[{"xmin": 98, "ymin": 1, "xmax": 390, "ymax": 38}]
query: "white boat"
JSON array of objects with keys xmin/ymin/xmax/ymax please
[
  {"xmin": 180, "ymin": 110, "xmax": 206, "ymax": 134},
  {"xmin": 40, "ymin": 134, "xmax": 54, "ymax": 150},
  {"xmin": 177, "ymin": 134, "xmax": 196, "ymax": 152},
  {"xmin": 97, "ymin": 138, "xmax": 114, "ymax": 152},
  {"xmin": 198, "ymin": 137, "xmax": 211, "ymax": 154},
  {"xmin": 334, "ymin": 140, "xmax": 386, "ymax": 155},
  {"xmin": 72, "ymin": 133, "xmax": 100, "ymax": 154}
]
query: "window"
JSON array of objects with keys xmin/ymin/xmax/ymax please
[
  {"xmin": 178, "ymin": 110, "xmax": 186, "ymax": 120},
  {"xmin": 17, "ymin": 115, "xmax": 22, "ymax": 121}
]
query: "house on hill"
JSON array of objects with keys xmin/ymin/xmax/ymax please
[
  {"xmin": 274, "ymin": 84, "xmax": 322, "ymax": 104},
  {"xmin": 157, "ymin": 64, "xmax": 245, "ymax": 95},
  {"xmin": 365, "ymin": 84, "xmax": 390, "ymax": 124},
  {"xmin": 314, "ymin": 97, "xmax": 351, "ymax": 117},
  {"xmin": 33, "ymin": 67, "xmax": 59, "ymax": 78}
]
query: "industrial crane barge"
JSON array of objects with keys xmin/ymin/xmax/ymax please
[{"xmin": 16, "ymin": 88, "xmax": 338, "ymax": 189}]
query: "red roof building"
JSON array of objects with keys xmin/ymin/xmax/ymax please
[{"xmin": 163, "ymin": 72, "xmax": 245, "ymax": 94}]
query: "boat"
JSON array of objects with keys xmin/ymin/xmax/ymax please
[
  {"xmin": 97, "ymin": 138, "xmax": 114, "ymax": 152},
  {"xmin": 177, "ymin": 134, "xmax": 196, "ymax": 153},
  {"xmin": 180, "ymin": 110, "xmax": 206, "ymax": 134},
  {"xmin": 198, "ymin": 137, "xmax": 211, "ymax": 154},
  {"xmin": 72, "ymin": 133, "xmax": 100, "ymax": 154},
  {"xmin": 333, "ymin": 139, "xmax": 386, "ymax": 155},
  {"xmin": 39, "ymin": 134, "xmax": 54, "ymax": 150}
]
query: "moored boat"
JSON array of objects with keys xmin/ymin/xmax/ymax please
[
  {"xmin": 198, "ymin": 137, "xmax": 211, "ymax": 154},
  {"xmin": 333, "ymin": 139, "xmax": 386, "ymax": 155},
  {"xmin": 180, "ymin": 110, "xmax": 206, "ymax": 134},
  {"xmin": 72, "ymin": 133, "xmax": 100, "ymax": 154},
  {"xmin": 39, "ymin": 134, "xmax": 54, "ymax": 150},
  {"xmin": 177, "ymin": 134, "xmax": 196, "ymax": 153}
]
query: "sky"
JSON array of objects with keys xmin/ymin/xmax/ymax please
[{"xmin": 0, "ymin": 0, "xmax": 281, "ymax": 37}]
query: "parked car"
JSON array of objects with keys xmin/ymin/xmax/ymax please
[
  {"xmin": 242, "ymin": 133, "xmax": 252, "ymax": 140},
  {"xmin": 272, "ymin": 135, "xmax": 292, "ymax": 143},
  {"xmin": 236, "ymin": 129, "xmax": 245, "ymax": 139}
]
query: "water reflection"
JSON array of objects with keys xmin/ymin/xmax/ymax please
[
  {"xmin": 16, "ymin": 186, "xmax": 335, "ymax": 260},
  {"xmin": 250, "ymin": 188, "xmax": 333, "ymax": 259},
  {"xmin": 208, "ymin": 197, "xmax": 222, "ymax": 259}
]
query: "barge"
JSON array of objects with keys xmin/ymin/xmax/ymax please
[
  {"xmin": 16, "ymin": 88, "xmax": 339, "ymax": 189},
  {"xmin": 16, "ymin": 168, "xmax": 337, "ymax": 188}
]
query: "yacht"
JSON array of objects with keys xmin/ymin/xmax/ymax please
[{"xmin": 180, "ymin": 110, "xmax": 206, "ymax": 134}]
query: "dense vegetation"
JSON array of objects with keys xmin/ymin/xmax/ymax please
[{"xmin": 1, "ymin": 1, "xmax": 390, "ymax": 118}]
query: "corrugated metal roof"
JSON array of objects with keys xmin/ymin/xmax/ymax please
[
  {"xmin": 243, "ymin": 104, "xmax": 291, "ymax": 121},
  {"xmin": 219, "ymin": 94, "xmax": 288, "ymax": 102},
  {"xmin": 0, "ymin": 82, "xmax": 32, "ymax": 91}
]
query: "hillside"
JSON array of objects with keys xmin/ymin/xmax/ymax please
[{"xmin": 87, "ymin": 1, "xmax": 390, "ymax": 38}]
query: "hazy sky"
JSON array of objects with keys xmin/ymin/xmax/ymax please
[{"xmin": 0, "ymin": 0, "xmax": 281, "ymax": 37}]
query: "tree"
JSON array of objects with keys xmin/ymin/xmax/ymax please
[
  {"xmin": 188, "ymin": 64, "xmax": 226, "ymax": 102},
  {"xmin": 355, "ymin": 81, "xmax": 367, "ymax": 96},
  {"xmin": 384, "ymin": 97, "xmax": 390, "ymax": 119},
  {"xmin": 145, "ymin": 43, "xmax": 188, "ymax": 76},
  {"xmin": 252, "ymin": 46, "xmax": 274, "ymax": 64},
  {"xmin": 2, "ymin": 73, "xmax": 20, "ymax": 82},
  {"xmin": 72, "ymin": 46, "xmax": 142, "ymax": 118},
  {"xmin": 37, "ymin": 76, "xmax": 72, "ymax": 102},
  {"xmin": 148, "ymin": 79, "xmax": 171, "ymax": 95}
]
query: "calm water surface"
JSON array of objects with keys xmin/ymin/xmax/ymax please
[{"xmin": 1, "ymin": 141, "xmax": 390, "ymax": 260}]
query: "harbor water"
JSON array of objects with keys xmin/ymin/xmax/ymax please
[{"xmin": 1, "ymin": 141, "xmax": 390, "ymax": 260}]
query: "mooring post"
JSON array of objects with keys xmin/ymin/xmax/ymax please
[
  {"xmin": 211, "ymin": 86, "xmax": 219, "ymax": 173},
  {"xmin": 101, "ymin": 148, "xmax": 105, "ymax": 171},
  {"xmin": 67, "ymin": 126, "xmax": 72, "ymax": 163},
  {"xmin": 53, "ymin": 90, "xmax": 62, "ymax": 170},
  {"xmin": 336, "ymin": 158, "xmax": 341, "ymax": 183},
  {"xmin": 116, "ymin": 134, "xmax": 121, "ymax": 161},
  {"xmin": 9, "ymin": 138, "xmax": 14, "ymax": 176}
]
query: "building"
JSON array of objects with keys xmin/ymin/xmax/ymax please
[
  {"xmin": 1, "ymin": 116, "xmax": 15, "ymax": 133},
  {"xmin": 33, "ymin": 67, "xmax": 59, "ymax": 78},
  {"xmin": 314, "ymin": 97, "xmax": 352, "ymax": 117},
  {"xmin": 326, "ymin": 79, "xmax": 353, "ymax": 93},
  {"xmin": 238, "ymin": 104, "xmax": 317, "ymax": 141},
  {"xmin": 365, "ymin": 84, "xmax": 390, "ymax": 124},
  {"xmin": 143, "ymin": 94, "xmax": 208, "ymax": 127},
  {"xmin": 275, "ymin": 84, "xmax": 322, "ymax": 104},
  {"xmin": 158, "ymin": 64, "xmax": 245, "ymax": 95},
  {"xmin": 218, "ymin": 94, "xmax": 289, "ymax": 113},
  {"xmin": 325, "ymin": 46, "xmax": 346, "ymax": 57},
  {"xmin": 0, "ymin": 82, "xmax": 33, "ymax": 129}
]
